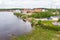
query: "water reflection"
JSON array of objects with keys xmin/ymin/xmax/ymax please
[{"xmin": 0, "ymin": 12, "xmax": 32, "ymax": 40}]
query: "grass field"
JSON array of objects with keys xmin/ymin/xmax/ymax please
[
  {"xmin": 13, "ymin": 13, "xmax": 60, "ymax": 40},
  {"xmin": 16, "ymin": 26, "xmax": 60, "ymax": 40}
]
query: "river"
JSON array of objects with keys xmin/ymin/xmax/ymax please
[{"xmin": 0, "ymin": 12, "xmax": 32, "ymax": 40}]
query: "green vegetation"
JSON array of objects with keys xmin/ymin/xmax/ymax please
[
  {"xmin": 0, "ymin": 8, "xmax": 23, "ymax": 10},
  {"xmin": 58, "ymin": 19, "xmax": 60, "ymax": 22},
  {"xmin": 37, "ymin": 20, "xmax": 41, "ymax": 25},
  {"xmin": 17, "ymin": 26, "xmax": 56, "ymax": 40},
  {"xmin": 14, "ymin": 13, "xmax": 28, "ymax": 19},
  {"xmin": 48, "ymin": 9, "xmax": 60, "ymax": 12},
  {"xmin": 15, "ymin": 20, "xmax": 60, "ymax": 40},
  {"xmin": 13, "ymin": 12, "xmax": 60, "ymax": 40},
  {"xmin": 30, "ymin": 12, "xmax": 56, "ymax": 18},
  {"xmin": 14, "ymin": 13, "xmax": 23, "ymax": 17},
  {"xmin": 14, "ymin": 12, "xmax": 60, "ymax": 31},
  {"xmin": 40, "ymin": 21, "xmax": 60, "ymax": 31}
]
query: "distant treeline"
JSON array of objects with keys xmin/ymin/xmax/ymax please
[
  {"xmin": 0, "ymin": 8, "xmax": 24, "ymax": 11},
  {"xmin": 0, "ymin": 8, "xmax": 60, "ymax": 12},
  {"xmin": 47, "ymin": 9, "xmax": 60, "ymax": 12}
]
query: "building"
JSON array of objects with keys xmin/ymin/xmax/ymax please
[
  {"xmin": 14, "ymin": 10, "xmax": 21, "ymax": 13},
  {"xmin": 21, "ymin": 8, "xmax": 47, "ymax": 14},
  {"xmin": 33, "ymin": 8, "xmax": 42, "ymax": 12},
  {"xmin": 52, "ymin": 22, "xmax": 60, "ymax": 26},
  {"xmin": 21, "ymin": 8, "xmax": 33, "ymax": 14},
  {"xmin": 50, "ymin": 16, "xmax": 60, "ymax": 21}
]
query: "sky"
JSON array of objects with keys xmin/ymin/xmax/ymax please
[{"xmin": 0, "ymin": 0, "xmax": 60, "ymax": 8}]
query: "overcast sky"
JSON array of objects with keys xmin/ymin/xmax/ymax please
[{"xmin": 0, "ymin": 0, "xmax": 60, "ymax": 8}]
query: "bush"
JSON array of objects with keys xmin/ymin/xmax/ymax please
[
  {"xmin": 30, "ymin": 12, "xmax": 56, "ymax": 18},
  {"xmin": 58, "ymin": 19, "xmax": 60, "ymax": 22},
  {"xmin": 39, "ymin": 21, "xmax": 60, "ymax": 31},
  {"xmin": 37, "ymin": 20, "xmax": 41, "ymax": 25},
  {"xmin": 42, "ymin": 25, "xmax": 60, "ymax": 31},
  {"xmin": 21, "ymin": 15, "xmax": 28, "ymax": 19},
  {"xmin": 14, "ymin": 13, "xmax": 22, "ymax": 17}
]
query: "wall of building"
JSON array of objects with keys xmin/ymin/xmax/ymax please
[
  {"xmin": 33, "ymin": 8, "xmax": 42, "ymax": 12},
  {"xmin": 22, "ymin": 8, "xmax": 43, "ymax": 14}
]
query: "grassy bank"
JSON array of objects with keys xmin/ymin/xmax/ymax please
[
  {"xmin": 12, "ymin": 13, "xmax": 60, "ymax": 40},
  {"xmin": 17, "ymin": 26, "xmax": 56, "ymax": 40}
]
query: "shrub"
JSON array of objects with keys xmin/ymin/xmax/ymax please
[
  {"xmin": 37, "ymin": 20, "xmax": 41, "ymax": 25},
  {"xmin": 14, "ymin": 13, "xmax": 22, "ymax": 17},
  {"xmin": 21, "ymin": 15, "xmax": 28, "ymax": 19},
  {"xmin": 58, "ymin": 19, "xmax": 60, "ymax": 22},
  {"xmin": 39, "ymin": 21, "xmax": 60, "ymax": 31},
  {"xmin": 30, "ymin": 12, "xmax": 56, "ymax": 18}
]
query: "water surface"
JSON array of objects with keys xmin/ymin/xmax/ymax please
[{"xmin": 0, "ymin": 12, "xmax": 32, "ymax": 40}]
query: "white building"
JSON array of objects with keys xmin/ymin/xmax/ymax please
[
  {"xmin": 52, "ymin": 22, "xmax": 60, "ymax": 26},
  {"xmin": 50, "ymin": 16, "xmax": 60, "ymax": 21},
  {"xmin": 42, "ymin": 9, "xmax": 48, "ymax": 12},
  {"xmin": 14, "ymin": 10, "xmax": 21, "ymax": 13}
]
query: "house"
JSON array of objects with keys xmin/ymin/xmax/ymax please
[
  {"xmin": 14, "ymin": 10, "xmax": 21, "ymax": 13},
  {"xmin": 52, "ymin": 22, "xmax": 60, "ymax": 26},
  {"xmin": 50, "ymin": 16, "xmax": 60, "ymax": 21},
  {"xmin": 33, "ymin": 8, "xmax": 48, "ymax": 12},
  {"xmin": 33, "ymin": 8, "xmax": 42, "ymax": 12},
  {"xmin": 21, "ymin": 8, "xmax": 33, "ymax": 14},
  {"xmin": 42, "ymin": 9, "xmax": 48, "ymax": 12},
  {"xmin": 21, "ymin": 8, "xmax": 47, "ymax": 14}
]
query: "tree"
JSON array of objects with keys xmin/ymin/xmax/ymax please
[
  {"xmin": 37, "ymin": 20, "xmax": 41, "ymax": 25},
  {"xmin": 30, "ymin": 12, "xmax": 55, "ymax": 18},
  {"xmin": 58, "ymin": 19, "xmax": 60, "ymax": 22}
]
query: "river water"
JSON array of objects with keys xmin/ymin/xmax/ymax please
[{"xmin": 0, "ymin": 12, "xmax": 32, "ymax": 40}]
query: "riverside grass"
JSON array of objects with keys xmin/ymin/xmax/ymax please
[
  {"xmin": 17, "ymin": 26, "xmax": 56, "ymax": 40},
  {"xmin": 13, "ymin": 13, "xmax": 60, "ymax": 40}
]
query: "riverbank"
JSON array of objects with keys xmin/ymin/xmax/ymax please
[{"xmin": 12, "ymin": 13, "xmax": 60, "ymax": 40}]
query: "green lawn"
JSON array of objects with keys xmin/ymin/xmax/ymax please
[{"xmin": 16, "ymin": 26, "xmax": 58, "ymax": 40}]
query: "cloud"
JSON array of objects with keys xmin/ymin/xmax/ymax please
[{"xmin": 0, "ymin": 0, "xmax": 60, "ymax": 8}]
